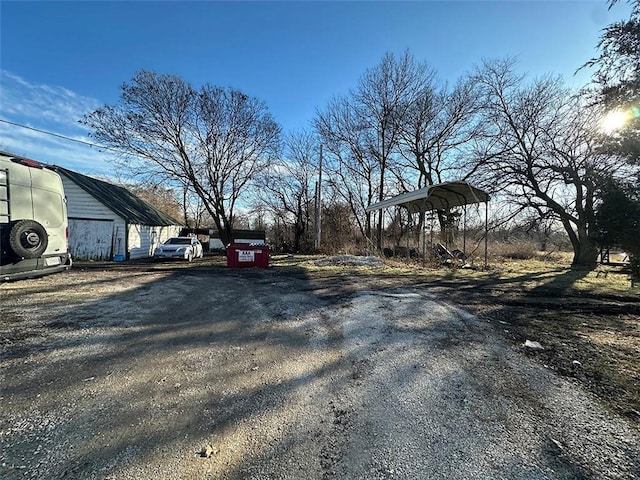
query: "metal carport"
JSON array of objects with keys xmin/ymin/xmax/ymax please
[{"xmin": 366, "ymin": 181, "xmax": 490, "ymax": 267}]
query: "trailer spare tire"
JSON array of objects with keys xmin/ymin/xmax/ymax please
[{"xmin": 9, "ymin": 220, "xmax": 48, "ymax": 259}]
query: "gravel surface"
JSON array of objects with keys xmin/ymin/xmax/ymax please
[{"xmin": 1, "ymin": 260, "xmax": 638, "ymax": 479}]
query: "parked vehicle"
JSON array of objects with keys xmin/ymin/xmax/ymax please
[
  {"xmin": 0, "ymin": 152, "xmax": 72, "ymax": 281},
  {"xmin": 153, "ymin": 236, "xmax": 203, "ymax": 262}
]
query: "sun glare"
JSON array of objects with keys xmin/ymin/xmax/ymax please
[{"xmin": 600, "ymin": 109, "xmax": 630, "ymax": 134}]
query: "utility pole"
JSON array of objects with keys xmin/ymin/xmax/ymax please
[{"xmin": 314, "ymin": 144, "xmax": 323, "ymax": 250}]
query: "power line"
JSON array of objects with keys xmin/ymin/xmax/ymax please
[{"xmin": 0, "ymin": 118, "xmax": 121, "ymax": 153}]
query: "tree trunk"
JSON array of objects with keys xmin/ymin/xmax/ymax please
[
  {"xmin": 294, "ymin": 218, "xmax": 305, "ymax": 253},
  {"xmin": 572, "ymin": 243, "xmax": 599, "ymax": 267},
  {"xmin": 558, "ymin": 214, "xmax": 598, "ymax": 268},
  {"xmin": 570, "ymin": 230, "xmax": 598, "ymax": 268},
  {"xmin": 219, "ymin": 218, "xmax": 233, "ymax": 247}
]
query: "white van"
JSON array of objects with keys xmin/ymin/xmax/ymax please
[{"xmin": 0, "ymin": 152, "xmax": 72, "ymax": 281}]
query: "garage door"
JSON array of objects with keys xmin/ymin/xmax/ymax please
[{"xmin": 68, "ymin": 219, "xmax": 114, "ymax": 260}]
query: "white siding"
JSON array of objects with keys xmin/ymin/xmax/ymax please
[
  {"xmin": 61, "ymin": 178, "xmax": 121, "ymax": 221},
  {"xmin": 61, "ymin": 173, "xmax": 181, "ymax": 261},
  {"xmin": 128, "ymin": 224, "xmax": 181, "ymax": 260},
  {"xmin": 69, "ymin": 219, "xmax": 114, "ymax": 260},
  {"xmin": 61, "ymin": 176, "xmax": 127, "ymax": 260}
]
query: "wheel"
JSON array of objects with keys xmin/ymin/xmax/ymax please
[{"xmin": 9, "ymin": 220, "xmax": 48, "ymax": 259}]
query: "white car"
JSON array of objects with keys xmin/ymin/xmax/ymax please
[{"xmin": 153, "ymin": 237, "xmax": 203, "ymax": 262}]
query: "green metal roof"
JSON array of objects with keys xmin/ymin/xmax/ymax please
[{"xmin": 56, "ymin": 166, "xmax": 182, "ymax": 226}]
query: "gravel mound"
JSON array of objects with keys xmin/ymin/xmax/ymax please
[{"xmin": 313, "ymin": 255, "xmax": 385, "ymax": 267}]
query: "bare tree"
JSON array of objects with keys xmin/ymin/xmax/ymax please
[
  {"xmin": 472, "ymin": 59, "xmax": 628, "ymax": 266},
  {"xmin": 315, "ymin": 95, "xmax": 379, "ymax": 244},
  {"xmin": 255, "ymin": 130, "xmax": 318, "ymax": 252},
  {"xmin": 395, "ymin": 74, "xmax": 485, "ymax": 241},
  {"xmin": 83, "ymin": 70, "xmax": 281, "ymax": 245},
  {"xmin": 398, "ymin": 76, "xmax": 483, "ymax": 187},
  {"xmin": 357, "ymin": 51, "xmax": 434, "ymax": 250},
  {"xmin": 320, "ymin": 202, "xmax": 361, "ymax": 253},
  {"xmin": 123, "ymin": 181, "xmax": 185, "ymax": 223},
  {"xmin": 315, "ymin": 51, "xmax": 432, "ymax": 250}
]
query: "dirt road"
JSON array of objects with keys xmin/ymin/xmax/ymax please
[{"xmin": 1, "ymin": 259, "xmax": 638, "ymax": 479}]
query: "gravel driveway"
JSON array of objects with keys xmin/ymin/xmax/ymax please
[{"xmin": 1, "ymin": 260, "xmax": 638, "ymax": 479}]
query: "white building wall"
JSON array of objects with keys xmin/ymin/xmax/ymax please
[
  {"xmin": 61, "ymin": 179, "xmax": 120, "ymax": 221},
  {"xmin": 61, "ymin": 173, "xmax": 182, "ymax": 261},
  {"xmin": 128, "ymin": 224, "xmax": 181, "ymax": 260},
  {"xmin": 68, "ymin": 218, "xmax": 114, "ymax": 260},
  {"xmin": 60, "ymin": 176, "xmax": 126, "ymax": 260}
]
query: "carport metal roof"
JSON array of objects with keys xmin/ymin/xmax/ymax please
[
  {"xmin": 366, "ymin": 181, "xmax": 490, "ymax": 268},
  {"xmin": 365, "ymin": 181, "xmax": 489, "ymax": 214}
]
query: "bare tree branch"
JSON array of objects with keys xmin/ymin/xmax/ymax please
[{"xmin": 83, "ymin": 71, "xmax": 281, "ymax": 244}]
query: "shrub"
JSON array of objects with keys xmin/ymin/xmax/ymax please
[{"xmin": 490, "ymin": 239, "xmax": 538, "ymax": 260}]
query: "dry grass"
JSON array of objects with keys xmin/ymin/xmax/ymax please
[{"xmin": 489, "ymin": 239, "xmax": 539, "ymax": 260}]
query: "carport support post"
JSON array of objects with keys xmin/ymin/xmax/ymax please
[
  {"xmin": 406, "ymin": 213, "xmax": 411, "ymax": 263},
  {"xmin": 421, "ymin": 209, "xmax": 426, "ymax": 265},
  {"xmin": 430, "ymin": 214, "xmax": 434, "ymax": 250},
  {"xmin": 484, "ymin": 203, "xmax": 488, "ymax": 269},
  {"xmin": 463, "ymin": 205, "xmax": 467, "ymax": 258}
]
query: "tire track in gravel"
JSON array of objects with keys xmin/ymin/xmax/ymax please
[
  {"xmin": 308, "ymin": 288, "xmax": 640, "ymax": 480},
  {"xmin": 2, "ymin": 267, "xmax": 638, "ymax": 479}
]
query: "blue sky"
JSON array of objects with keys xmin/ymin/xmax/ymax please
[{"xmin": 0, "ymin": 1, "xmax": 630, "ymax": 176}]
